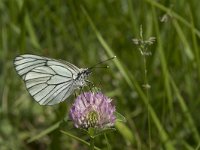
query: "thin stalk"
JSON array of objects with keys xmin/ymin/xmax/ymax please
[
  {"xmin": 90, "ymin": 136, "xmax": 94, "ymax": 150},
  {"xmin": 143, "ymin": 54, "xmax": 151, "ymax": 150},
  {"xmin": 140, "ymin": 26, "xmax": 152, "ymax": 150},
  {"xmin": 104, "ymin": 134, "xmax": 111, "ymax": 150},
  {"xmin": 60, "ymin": 130, "xmax": 100, "ymax": 150}
]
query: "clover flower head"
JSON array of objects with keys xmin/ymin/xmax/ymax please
[{"xmin": 69, "ymin": 92, "xmax": 116, "ymax": 129}]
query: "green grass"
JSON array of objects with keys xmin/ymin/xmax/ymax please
[{"xmin": 1, "ymin": 0, "xmax": 200, "ymax": 149}]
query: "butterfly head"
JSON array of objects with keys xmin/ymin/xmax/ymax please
[
  {"xmin": 75, "ymin": 68, "xmax": 92, "ymax": 87},
  {"xmin": 79, "ymin": 68, "xmax": 91, "ymax": 77}
]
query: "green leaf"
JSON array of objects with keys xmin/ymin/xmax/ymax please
[
  {"xmin": 115, "ymin": 111, "xmax": 126, "ymax": 123},
  {"xmin": 115, "ymin": 122, "xmax": 135, "ymax": 144},
  {"xmin": 93, "ymin": 128, "xmax": 116, "ymax": 138},
  {"xmin": 88, "ymin": 127, "xmax": 95, "ymax": 137}
]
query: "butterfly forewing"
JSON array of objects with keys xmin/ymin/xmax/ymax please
[{"xmin": 14, "ymin": 54, "xmax": 80, "ymax": 105}]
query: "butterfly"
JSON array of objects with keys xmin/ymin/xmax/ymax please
[{"xmin": 14, "ymin": 54, "xmax": 115, "ymax": 105}]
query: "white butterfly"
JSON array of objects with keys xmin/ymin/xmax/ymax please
[{"xmin": 14, "ymin": 54, "xmax": 92, "ymax": 105}]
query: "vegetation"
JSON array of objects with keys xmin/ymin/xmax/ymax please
[{"xmin": 1, "ymin": 0, "xmax": 200, "ymax": 149}]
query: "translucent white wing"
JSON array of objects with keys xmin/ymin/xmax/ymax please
[{"xmin": 14, "ymin": 54, "xmax": 80, "ymax": 105}]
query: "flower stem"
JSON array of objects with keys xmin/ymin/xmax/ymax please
[
  {"xmin": 143, "ymin": 53, "xmax": 152, "ymax": 150},
  {"xmin": 90, "ymin": 136, "xmax": 95, "ymax": 150},
  {"xmin": 88, "ymin": 127, "xmax": 95, "ymax": 150}
]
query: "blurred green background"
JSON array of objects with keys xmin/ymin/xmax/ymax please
[{"xmin": 1, "ymin": 0, "xmax": 200, "ymax": 149}]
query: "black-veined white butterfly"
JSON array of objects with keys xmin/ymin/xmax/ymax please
[{"xmin": 14, "ymin": 54, "xmax": 115, "ymax": 105}]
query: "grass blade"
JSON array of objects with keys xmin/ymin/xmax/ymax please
[{"xmin": 27, "ymin": 121, "xmax": 61, "ymax": 143}]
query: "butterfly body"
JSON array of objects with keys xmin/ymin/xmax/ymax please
[{"xmin": 14, "ymin": 54, "xmax": 91, "ymax": 105}]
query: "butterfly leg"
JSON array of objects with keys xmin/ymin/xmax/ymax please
[
  {"xmin": 74, "ymin": 90, "xmax": 78, "ymax": 98},
  {"xmin": 85, "ymin": 80, "xmax": 94, "ymax": 92},
  {"xmin": 86, "ymin": 80, "xmax": 94, "ymax": 87}
]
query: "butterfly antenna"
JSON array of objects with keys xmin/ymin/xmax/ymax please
[{"xmin": 88, "ymin": 56, "xmax": 116, "ymax": 70}]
